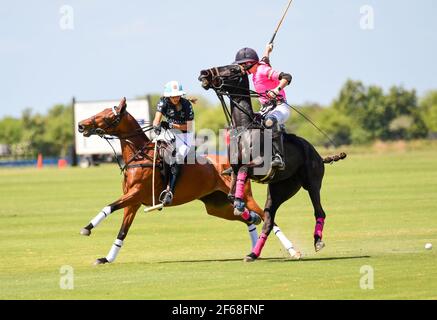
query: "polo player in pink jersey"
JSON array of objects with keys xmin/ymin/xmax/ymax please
[{"xmin": 233, "ymin": 44, "xmax": 292, "ymax": 170}]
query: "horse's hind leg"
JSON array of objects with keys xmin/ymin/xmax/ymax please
[
  {"xmin": 94, "ymin": 203, "xmax": 141, "ymax": 265},
  {"xmin": 308, "ymin": 186, "xmax": 327, "ymax": 252}
]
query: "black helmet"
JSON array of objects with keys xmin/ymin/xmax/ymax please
[{"xmin": 233, "ymin": 47, "xmax": 259, "ymax": 64}]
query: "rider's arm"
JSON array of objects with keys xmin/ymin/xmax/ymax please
[
  {"xmin": 152, "ymin": 111, "xmax": 163, "ymax": 127},
  {"xmin": 276, "ymin": 72, "xmax": 292, "ymax": 91},
  {"xmin": 171, "ymin": 122, "xmax": 188, "ymax": 131},
  {"xmin": 262, "ymin": 43, "xmax": 273, "ymax": 59},
  {"xmin": 261, "ymin": 43, "xmax": 274, "ymax": 65}
]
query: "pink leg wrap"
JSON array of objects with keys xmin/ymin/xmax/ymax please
[
  {"xmin": 241, "ymin": 209, "xmax": 250, "ymax": 221},
  {"xmin": 314, "ymin": 217, "xmax": 325, "ymax": 239},
  {"xmin": 252, "ymin": 233, "xmax": 268, "ymax": 257},
  {"xmin": 234, "ymin": 171, "xmax": 247, "ymax": 200}
]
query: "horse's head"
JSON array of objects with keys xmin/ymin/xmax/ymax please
[
  {"xmin": 199, "ymin": 65, "xmax": 253, "ymax": 126},
  {"xmin": 198, "ymin": 64, "xmax": 245, "ymax": 91},
  {"xmin": 78, "ymin": 97, "xmax": 127, "ymax": 137}
]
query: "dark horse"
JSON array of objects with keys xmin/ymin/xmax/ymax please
[
  {"xmin": 77, "ymin": 97, "xmax": 298, "ymax": 264},
  {"xmin": 199, "ymin": 65, "xmax": 346, "ymax": 262}
]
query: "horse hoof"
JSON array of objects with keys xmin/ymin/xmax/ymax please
[
  {"xmin": 288, "ymin": 248, "xmax": 302, "ymax": 260},
  {"xmin": 94, "ymin": 258, "xmax": 108, "ymax": 265},
  {"xmin": 244, "ymin": 252, "xmax": 258, "ymax": 262},
  {"xmin": 80, "ymin": 228, "xmax": 91, "ymax": 236},
  {"xmin": 249, "ymin": 211, "xmax": 262, "ymax": 225},
  {"xmin": 315, "ymin": 240, "xmax": 325, "ymax": 252}
]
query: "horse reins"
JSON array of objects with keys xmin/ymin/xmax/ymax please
[
  {"xmin": 99, "ymin": 123, "xmax": 163, "ymax": 173},
  {"xmin": 215, "ymin": 81, "xmax": 339, "ymax": 148}
]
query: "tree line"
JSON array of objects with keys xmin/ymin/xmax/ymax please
[{"xmin": 1, "ymin": 80, "xmax": 437, "ymax": 158}]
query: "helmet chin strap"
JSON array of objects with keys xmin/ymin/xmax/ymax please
[{"xmin": 243, "ymin": 62, "xmax": 258, "ymax": 73}]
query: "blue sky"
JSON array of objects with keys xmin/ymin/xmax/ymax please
[{"xmin": 1, "ymin": 0, "xmax": 436, "ymax": 118}]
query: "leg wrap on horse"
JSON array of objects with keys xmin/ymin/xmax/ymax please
[
  {"xmin": 105, "ymin": 238, "xmax": 123, "ymax": 263},
  {"xmin": 273, "ymin": 225, "xmax": 294, "ymax": 252},
  {"xmin": 234, "ymin": 171, "xmax": 248, "ymax": 200},
  {"xmin": 247, "ymin": 224, "xmax": 258, "ymax": 249},
  {"xmin": 90, "ymin": 206, "xmax": 112, "ymax": 228},
  {"xmin": 252, "ymin": 232, "xmax": 268, "ymax": 257},
  {"xmin": 314, "ymin": 217, "xmax": 325, "ymax": 239}
]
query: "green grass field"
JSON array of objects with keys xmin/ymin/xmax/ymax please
[{"xmin": 1, "ymin": 148, "xmax": 436, "ymax": 300}]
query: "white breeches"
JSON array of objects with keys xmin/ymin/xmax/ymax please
[
  {"xmin": 174, "ymin": 132, "xmax": 193, "ymax": 163},
  {"xmin": 262, "ymin": 102, "xmax": 290, "ymax": 125}
]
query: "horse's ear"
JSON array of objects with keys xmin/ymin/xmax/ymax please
[{"xmin": 117, "ymin": 97, "xmax": 127, "ymax": 114}]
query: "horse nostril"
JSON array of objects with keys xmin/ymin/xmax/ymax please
[
  {"xmin": 201, "ymin": 79, "xmax": 209, "ymax": 88},
  {"xmin": 78, "ymin": 124, "xmax": 84, "ymax": 132}
]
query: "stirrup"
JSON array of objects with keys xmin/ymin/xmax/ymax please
[
  {"xmin": 159, "ymin": 190, "xmax": 174, "ymax": 205},
  {"xmin": 271, "ymin": 155, "xmax": 285, "ymax": 170}
]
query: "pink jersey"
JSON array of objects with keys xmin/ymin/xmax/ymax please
[{"xmin": 252, "ymin": 61, "xmax": 287, "ymax": 105}]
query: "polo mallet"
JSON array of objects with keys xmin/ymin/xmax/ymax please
[
  {"xmin": 144, "ymin": 141, "xmax": 164, "ymax": 212},
  {"xmin": 269, "ymin": 0, "xmax": 293, "ymax": 45}
]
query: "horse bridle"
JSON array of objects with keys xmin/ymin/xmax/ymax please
[
  {"xmin": 90, "ymin": 106, "xmax": 124, "ymax": 137},
  {"xmin": 204, "ymin": 67, "xmax": 260, "ymax": 129}
]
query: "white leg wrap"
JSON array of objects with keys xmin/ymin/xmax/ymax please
[
  {"xmin": 106, "ymin": 239, "xmax": 123, "ymax": 263},
  {"xmin": 273, "ymin": 226, "xmax": 295, "ymax": 254},
  {"xmin": 247, "ymin": 224, "xmax": 258, "ymax": 249},
  {"xmin": 90, "ymin": 206, "xmax": 112, "ymax": 228}
]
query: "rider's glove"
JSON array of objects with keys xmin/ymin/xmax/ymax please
[
  {"xmin": 153, "ymin": 125, "xmax": 161, "ymax": 135},
  {"xmin": 161, "ymin": 121, "xmax": 170, "ymax": 130},
  {"xmin": 267, "ymin": 86, "xmax": 281, "ymax": 99}
]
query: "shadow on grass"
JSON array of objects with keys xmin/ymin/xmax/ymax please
[{"xmin": 149, "ymin": 255, "xmax": 371, "ymax": 265}]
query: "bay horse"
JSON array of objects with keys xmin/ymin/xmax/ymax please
[
  {"xmin": 77, "ymin": 97, "xmax": 299, "ymax": 265},
  {"xmin": 198, "ymin": 66, "xmax": 346, "ymax": 262}
]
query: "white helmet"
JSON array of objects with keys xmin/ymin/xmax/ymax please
[{"xmin": 163, "ymin": 81, "xmax": 186, "ymax": 97}]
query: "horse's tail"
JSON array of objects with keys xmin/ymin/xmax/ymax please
[{"xmin": 322, "ymin": 152, "xmax": 347, "ymax": 164}]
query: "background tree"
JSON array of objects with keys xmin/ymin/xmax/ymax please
[{"xmin": 419, "ymin": 90, "xmax": 437, "ymax": 134}]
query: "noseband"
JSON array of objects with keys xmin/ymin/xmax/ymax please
[{"xmin": 90, "ymin": 107, "xmax": 123, "ymax": 136}]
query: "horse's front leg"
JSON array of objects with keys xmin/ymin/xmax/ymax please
[
  {"xmin": 227, "ymin": 170, "xmax": 237, "ymax": 202},
  {"xmin": 233, "ymin": 166, "xmax": 249, "ymax": 216},
  {"xmin": 94, "ymin": 203, "xmax": 141, "ymax": 265},
  {"xmin": 80, "ymin": 187, "xmax": 142, "ymax": 236}
]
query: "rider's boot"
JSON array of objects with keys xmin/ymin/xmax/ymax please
[
  {"xmin": 162, "ymin": 164, "xmax": 182, "ymax": 205},
  {"xmin": 264, "ymin": 116, "xmax": 285, "ymax": 170},
  {"xmin": 271, "ymin": 132, "xmax": 285, "ymax": 170}
]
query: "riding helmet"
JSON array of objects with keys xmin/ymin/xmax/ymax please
[
  {"xmin": 163, "ymin": 81, "xmax": 186, "ymax": 97},
  {"xmin": 233, "ymin": 47, "xmax": 259, "ymax": 64}
]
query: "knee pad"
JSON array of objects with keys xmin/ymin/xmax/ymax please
[{"xmin": 263, "ymin": 116, "xmax": 278, "ymax": 129}]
